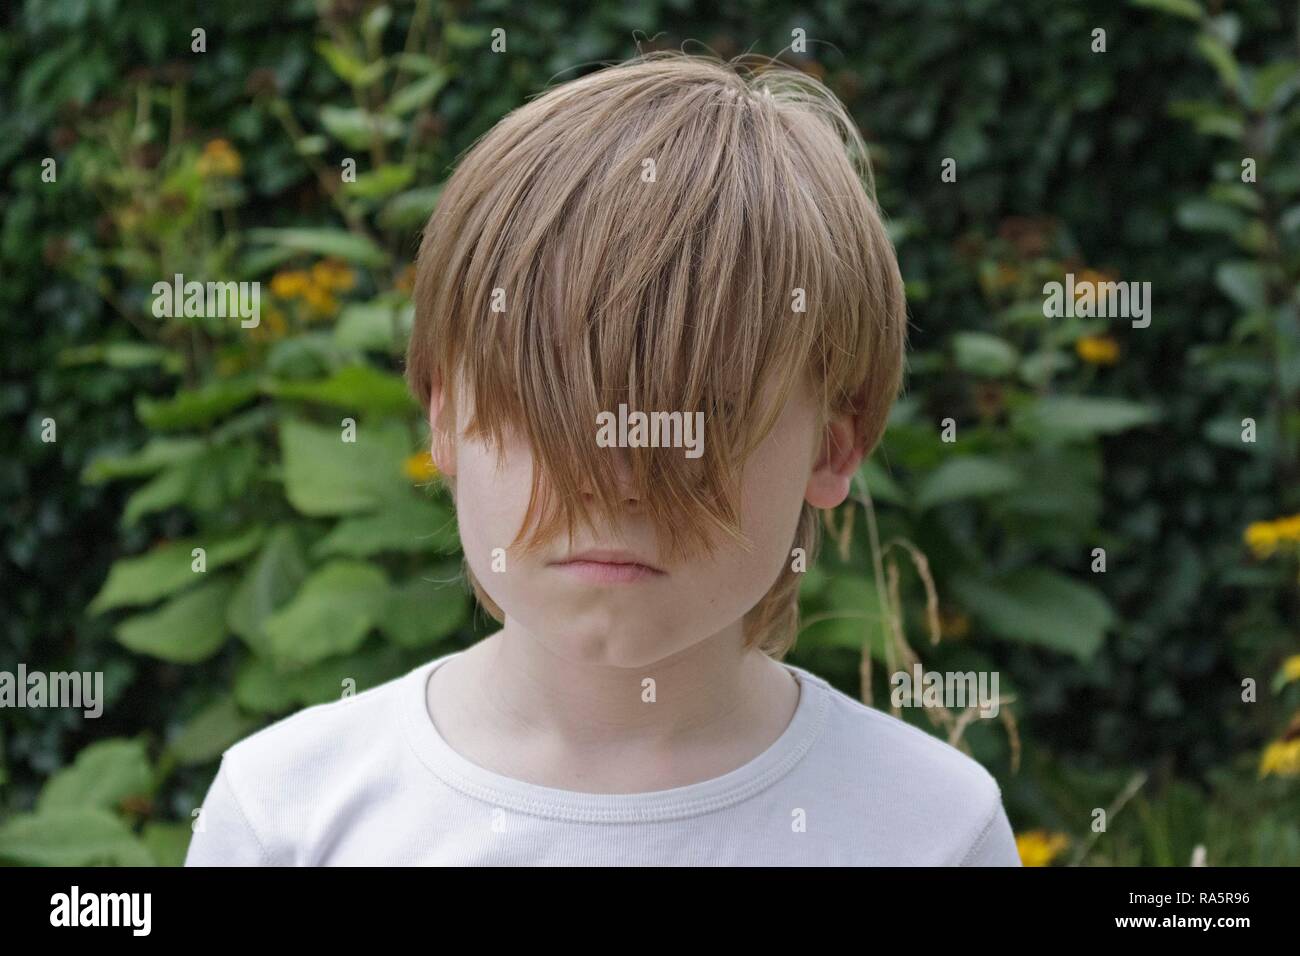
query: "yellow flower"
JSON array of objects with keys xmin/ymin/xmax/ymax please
[
  {"xmin": 300, "ymin": 281, "xmax": 338, "ymax": 319},
  {"xmin": 1016, "ymin": 830, "xmax": 1070, "ymax": 867},
  {"xmin": 403, "ymin": 452, "xmax": 439, "ymax": 482},
  {"xmin": 248, "ymin": 305, "xmax": 288, "ymax": 343},
  {"xmin": 196, "ymin": 138, "xmax": 242, "ymax": 178},
  {"xmin": 1280, "ymin": 655, "xmax": 1300, "ymax": 686},
  {"xmin": 1244, "ymin": 521, "xmax": 1280, "ymax": 559},
  {"xmin": 1259, "ymin": 738, "xmax": 1300, "ymax": 778},
  {"xmin": 311, "ymin": 258, "xmax": 356, "ymax": 292},
  {"xmin": 270, "ymin": 270, "xmax": 310, "ymax": 299},
  {"xmin": 1075, "ymin": 335, "xmax": 1120, "ymax": 365},
  {"xmin": 1275, "ymin": 514, "xmax": 1300, "ymax": 541}
]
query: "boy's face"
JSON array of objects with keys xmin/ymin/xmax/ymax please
[{"xmin": 430, "ymin": 378, "xmax": 860, "ymax": 668}]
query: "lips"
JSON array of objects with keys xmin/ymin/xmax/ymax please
[{"xmin": 549, "ymin": 549, "xmax": 665, "ymax": 583}]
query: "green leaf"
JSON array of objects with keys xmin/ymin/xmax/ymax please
[
  {"xmin": 334, "ymin": 300, "xmax": 408, "ymax": 352},
  {"xmin": 265, "ymin": 364, "xmax": 416, "ymax": 415},
  {"xmin": 115, "ymin": 577, "xmax": 236, "ymax": 662},
  {"xmin": 1176, "ymin": 198, "xmax": 1247, "ymax": 234},
  {"xmin": 805, "ymin": 575, "xmax": 890, "ymax": 660},
  {"xmin": 951, "ymin": 332, "xmax": 1020, "ymax": 378},
  {"xmin": 394, "ymin": 53, "xmax": 441, "ymax": 75},
  {"xmin": 342, "ymin": 163, "xmax": 415, "ymax": 200},
  {"xmin": 228, "ymin": 526, "xmax": 311, "ymax": 655},
  {"xmin": 318, "ymin": 105, "xmax": 404, "ymax": 150},
  {"xmin": 362, "ymin": 4, "xmax": 392, "ymax": 41},
  {"xmin": 121, "ymin": 443, "xmax": 257, "ymax": 527},
  {"xmin": 0, "ymin": 810, "xmax": 153, "ymax": 866},
  {"xmin": 949, "ymin": 568, "xmax": 1113, "ymax": 659},
  {"xmin": 166, "ymin": 696, "xmax": 259, "ymax": 766},
  {"xmin": 59, "ymin": 342, "xmax": 176, "ymax": 370},
  {"xmin": 1131, "ymin": 0, "xmax": 1204, "ymax": 21},
  {"xmin": 378, "ymin": 573, "xmax": 469, "ymax": 647},
  {"xmin": 234, "ymin": 655, "xmax": 300, "ymax": 714},
  {"xmin": 315, "ymin": 39, "xmax": 367, "ymax": 85},
  {"xmin": 247, "ymin": 227, "xmax": 388, "ymax": 268},
  {"xmin": 90, "ymin": 528, "xmax": 264, "ymax": 613},
  {"xmin": 136, "ymin": 376, "xmax": 259, "ymax": 431},
  {"xmin": 143, "ymin": 822, "xmax": 193, "ymax": 867},
  {"xmin": 388, "ymin": 70, "xmax": 448, "ymax": 116},
  {"xmin": 378, "ymin": 186, "xmax": 441, "ymax": 230},
  {"xmin": 915, "ymin": 457, "xmax": 1022, "ymax": 510},
  {"xmin": 38, "ymin": 739, "xmax": 152, "ymax": 813},
  {"xmin": 83, "ymin": 436, "xmax": 205, "ymax": 483},
  {"xmin": 857, "ymin": 459, "xmax": 905, "ymax": 506},
  {"xmin": 1215, "ymin": 261, "xmax": 1267, "ymax": 311},
  {"xmin": 1013, "ymin": 396, "xmax": 1160, "ymax": 442},
  {"xmin": 1195, "ymin": 32, "xmax": 1241, "ymax": 91},
  {"xmin": 263, "ymin": 561, "xmax": 391, "ymax": 664},
  {"xmin": 279, "ymin": 417, "xmax": 411, "ymax": 515},
  {"xmin": 1248, "ymin": 60, "xmax": 1300, "ymax": 112},
  {"xmin": 242, "ymin": 645, "xmax": 415, "ymax": 710},
  {"xmin": 315, "ymin": 495, "xmax": 458, "ymax": 558}
]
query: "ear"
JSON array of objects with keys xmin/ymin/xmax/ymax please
[
  {"xmin": 427, "ymin": 370, "xmax": 458, "ymax": 477},
  {"xmin": 804, "ymin": 409, "xmax": 864, "ymax": 509}
]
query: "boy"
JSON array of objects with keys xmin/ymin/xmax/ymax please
[{"xmin": 186, "ymin": 52, "xmax": 1020, "ymax": 866}]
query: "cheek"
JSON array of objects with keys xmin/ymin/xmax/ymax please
[
  {"xmin": 452, "ymin": 439, "xmax": 535, "ymax": 569},
  {"xmin": 734, "ymin": 446, "xmax": 812, "ymax": 588},
  {"xmin": 678, "ymin": 402, "xmax": 816, "ymax": 616}
]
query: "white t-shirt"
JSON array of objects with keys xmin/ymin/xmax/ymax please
[{"xmin": 185, "ymin": 651, "xmax": 1021, "ymax": 866}]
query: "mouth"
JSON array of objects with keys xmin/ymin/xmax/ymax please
[{"xmin": 548, "ymin": 549, "xmax": 666, "ymax": 584}]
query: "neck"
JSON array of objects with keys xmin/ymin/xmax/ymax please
[{"xmin": 432, "ymin": 619, "xmax": 799, "ymax": 792}]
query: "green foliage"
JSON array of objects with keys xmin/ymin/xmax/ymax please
[{"xmin": 2, "ymin": 0, "xmax": 1297, "ymax": 865}]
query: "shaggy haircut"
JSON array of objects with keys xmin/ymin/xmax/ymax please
[{"xmin": 406, "ymin": 51, "xmax": 906, "ymax": 659}]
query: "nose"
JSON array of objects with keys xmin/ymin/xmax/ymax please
[{"xmin": 584, "ymin": 447, "xmax": 642, "ymax": 506}]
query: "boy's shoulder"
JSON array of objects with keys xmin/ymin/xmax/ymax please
[
  {"xmin": 219, "ymin": 658, "xmax": 428, "ymax": 790},
  {"xmin": 792, "ymin": 665, "xmax": 1010, "ymax": 862}
]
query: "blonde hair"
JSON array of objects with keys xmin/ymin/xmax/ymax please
[{"xmin": 406, "ymin": 51, "xmax": 906, "ymax": 659}]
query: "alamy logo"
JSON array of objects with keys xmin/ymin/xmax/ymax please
[
  {"xmin": 595, "ymin": 403, "xmax": 705, "ymax": 459},
  {"xmin": 890, "ymin": 664, "xmax": 1000, "ymax": 718},
  {"xmin": 50, "ymin": 886, "xmax": 151, "ymax": 936},
  {"xmin": 0, "ymin": 665, "xmax": 103, "ymax": 718},
  {"xmin": 1043, "ymin": 272, "xmax": 1151, "ymax": 328},
  {"xmin": 151, "ymin": 273, "xmax": 260, "ymax": 328}
]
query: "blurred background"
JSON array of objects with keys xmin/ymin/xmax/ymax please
[{"xmin": 2, "ymin": 0, "xmax": 1298, "ymax": 866}]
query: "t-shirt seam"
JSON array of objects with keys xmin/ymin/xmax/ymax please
[
  {"xmin": 216, "ymin": 757, "xmax": 274, "ymax": 866},
  {"xmin": 954, "ymin": 788, "xmax": 1002, "ymax": 866},
  {"xmin": 402, "ymin": 666, "xmax": 832, "ymax": 824}
]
